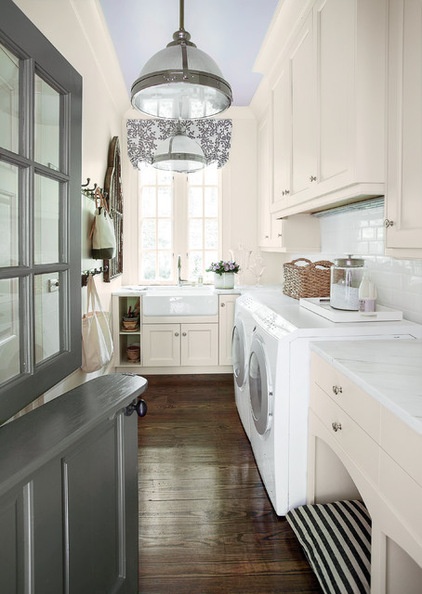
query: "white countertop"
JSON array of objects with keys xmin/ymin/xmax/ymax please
[{"xmin": 310, "ymin": 339, "xmax": 422, "ymax": 434}]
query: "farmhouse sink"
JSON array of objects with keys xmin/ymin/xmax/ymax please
[{"xmin": 142, "ymin": 286, "xmax": 218, "ymax": 316}]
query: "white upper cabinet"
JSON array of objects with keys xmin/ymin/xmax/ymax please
[
  {"xmin": 385, "ymin": 0, "xmax": 422, "ymax": 257},
  {"xmin": 267, "ymin": 0, "xmax": 386, "ymax": 217}
]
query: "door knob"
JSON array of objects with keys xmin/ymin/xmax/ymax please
[{"xmin": 125, "ymin": 399, "xmax": 147, "ymax": 417}]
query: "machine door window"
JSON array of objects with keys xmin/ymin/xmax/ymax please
[{"xmin": 248, "ymin": 334, "xmax": 272, "ymax": 435}]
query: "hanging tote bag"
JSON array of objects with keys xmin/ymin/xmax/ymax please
[
  {"xmin": 81, "ymin": 275, "xmax": 114, "ymax": 372},
  {"xmin": 90, "ymin": 188, "xmax": 116, "ymax": 259}
]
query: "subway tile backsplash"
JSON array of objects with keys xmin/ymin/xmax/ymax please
[{"xmin": 295, "ymin": 202, "xmax": 422, "ymax": 325}]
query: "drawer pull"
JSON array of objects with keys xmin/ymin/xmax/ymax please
[
  {"xmin": 332, "ymin": 421, "xmax": 342, "ymax": 432},
  {"xmin": 332, "ymin": 385, "xmax": 343, "ymax": 395}
]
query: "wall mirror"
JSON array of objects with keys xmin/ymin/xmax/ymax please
[{"xmin": 103, "ymin": 136, "xmax": 123, "ymax": 282}]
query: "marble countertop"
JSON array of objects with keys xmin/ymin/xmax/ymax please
[{"xmin": 310, "ymin": 339, "xmax": 422, "ymax": 434}]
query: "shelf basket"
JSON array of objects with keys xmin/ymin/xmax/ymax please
[{"xmin": 283, "ymin": 258, "xmax": 333, "ymax": 300}]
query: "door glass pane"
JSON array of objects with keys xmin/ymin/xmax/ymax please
[
  {"xmin": 34, "ymin": 174, "xmax": 60, "ymax": 264},
  {"xmin": 141, "ymin": 187, "xmax": 156, "ymax": 217},
  {"xmin": 157, "ymin": 220, "xmax": 171, "ymax": 249},
  {"xmin": 157, "ymin": 187, "xmax": 172, "ymax": 216},
  {"xmin": 188, "ymin": 251, "xmax": 203, "ymax": 279},
  {"xmin": 204, "ymin": 187, "xmax": 218, "ymax": 217},
  {"xmin": 141, "ymin": 220, "xmax": 156, "ymax": 249},
  {"xmin": 157, "ymin": 252, "xmax": 171, "ymax": 280},
  {"xmin": 188, "ymin": 187, "xmax": 203, "ymax": 217},
  {"xmin": 189, "ymin": 219, "xmax": 202, "ymax": 249},
  {"xmin": 34, "ymin": 273, "xmax": 60, "ymax": 364},
  {"xmin": 0, "ymin": 44, "xmax": 19, "ymax": 153},
  {"xmin": 0, "ymin": 278, "xmax": 20, "ymax": 385},
  {"xmin": 34, "ymin": 74, "xmax": 60, "ymax": 170},
  {"xmin": 0, "ymin": 161, "xmax": 19, "ymax": 267},
  {"xmin": 204, "ymin": 220, "xmax": 218, "ymax": 249}
]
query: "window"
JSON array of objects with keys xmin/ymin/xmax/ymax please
[
  {"xmin": 138, "ymin": 164, "xmax": 221, "ymax": 284},
  {"xmin": 0, "ymin": 1, "xmax": 82, "ymax": 421}
]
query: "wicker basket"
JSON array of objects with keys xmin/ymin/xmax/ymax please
[{"xmin": 283, "ymin": 258, "xmax": 333, "ymax": 300}]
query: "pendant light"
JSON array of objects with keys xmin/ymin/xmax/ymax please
[
  {"xmin": 152, "ymin": 129, "xmax": 206, "ymax": 173},
  {"xmin": 131, "ymin": 0, "xmax": 232, "ymax": 119}
]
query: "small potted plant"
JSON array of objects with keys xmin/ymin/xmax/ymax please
[
  {"xmin": 206, "ymin": 260, "xmax": 240, "ymax": 289},
  {"xmin": 122, "ymin": 301, "xmax": 140, "ymax": 331}
]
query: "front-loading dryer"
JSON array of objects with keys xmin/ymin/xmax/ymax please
[
  {"xmin": 245, "ymin": 293, "xmax": 422, "ymax": 516},
  {"xmin": 232, "ymin": 294, "xmax": 262, "ymax": 440}
]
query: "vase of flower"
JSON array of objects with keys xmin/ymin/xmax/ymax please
[
  {"xmin": 214, "ymin": 272, "xmax": 235, "ymax": 289},
  {"xmin": 206, "ymin": 260, "xmax": 240, "ymax": 289}
]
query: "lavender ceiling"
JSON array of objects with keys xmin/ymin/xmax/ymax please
[{"xmin": 98, "ymin": 0, "xmax": 280, "ymax": 107}]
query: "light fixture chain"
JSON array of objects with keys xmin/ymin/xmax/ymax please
[{"xmin": 179, "ymin": 0, "xmax": 184, "ymax": 31}]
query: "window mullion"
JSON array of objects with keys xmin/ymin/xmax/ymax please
[{"xmin": 173, "ymin": 173, "xmax": 187, "ymax": 277}]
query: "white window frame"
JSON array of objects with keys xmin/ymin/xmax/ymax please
[{"xmin": 138, "ymin": 165, "xmax": 222, "ymax": 285}]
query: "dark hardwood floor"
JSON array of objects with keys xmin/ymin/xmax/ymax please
[{"xmin": 138, "ymin": 374, "xmax": 322, "ymax": 594}]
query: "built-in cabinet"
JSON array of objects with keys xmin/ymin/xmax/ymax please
[
  {"xmin": 256, "ymin": 98, "xmax": 321, "ymax": 252},
  {"xmin": 257, "ymin": 0, "xmax": 385, "ymax": 219},
  {"xmin": 308, "ymin": 351, "xmax": 422, "ymax": 593},
  {"xmin": 142, "ymin": 323, "xmax": 218, "ymax": 367},
  {"xmin": 385, "ymin": 0, "xmax": 422, "ymax": 258},
  {"xmin": 112, "ymin": 292, "xmax": 239, "ymax": 373},
  {"xmin": 113, "ymin": 294, "xmax": 141, "ymax": 365}
]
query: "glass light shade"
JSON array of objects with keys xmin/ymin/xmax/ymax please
[
  {"xmin": 152, "ymin": 133, "xmax": 207, "ymax": 173},
  {"xmin": 131, "ymin": 42, "xmax": 232, "ymax": 119}
]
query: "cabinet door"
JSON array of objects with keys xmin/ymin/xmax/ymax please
[
  {"xmin": 386, "ymin": 0, "xmax": 422, "ymax": 255},
  {"xmin": 181, "ymin": 323, "xmax": 218, "ymax": 366},
  {"xmin": 269, "ymin": 0, "xmax": 385, "ymax": 218},
  {"xmin": 290, "ymin": 12, "xmax": 316, "ymax": 196},
  {"xmin": 218, "ymin": 295, "xmax": 238, "ymax": 366},
  {"xmin": 257, "ymin": 109, "xmax": 277, "ymax": 247},
  {"xmin": 142, "ymin": 324, "xmax": 180, "ymax": 366},
  {"xmin": 316, "ymin": 0, "xmax": 354, "ymax": 186},
  {"xmin": 272, "ymin": 65, "xmax": 292, "ymax": 210}
]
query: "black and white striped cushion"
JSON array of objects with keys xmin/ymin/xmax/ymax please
[{"xmin": 286, "ymin": 500, "xmax": 371, "ymax": 594}]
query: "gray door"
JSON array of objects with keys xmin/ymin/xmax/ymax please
[{"xmin": 0, "ymin": 0, "xmax": 82, "ymax": 421}]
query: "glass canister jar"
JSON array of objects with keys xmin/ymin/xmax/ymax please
[{"xmin": 330, "ymin": 255, "xmax": 365, "ymax": 310}]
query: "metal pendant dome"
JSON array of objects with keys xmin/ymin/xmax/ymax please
[
  {"xmin": 152, "ymin": 131, "xmax": 206, "ymax": 173},
  {"xmin": 131, "ymin": 0, "xmax": 232, "ymax": 119}
]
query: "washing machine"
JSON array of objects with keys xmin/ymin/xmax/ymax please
[
  {"xmin": 246, "ymin": 293, "xmax": 422, "ymax": 516},
  {"xmin": 232, "ymin": 294, "xmax": 263, "ymax": 439}
]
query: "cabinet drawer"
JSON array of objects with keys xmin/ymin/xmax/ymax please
[
  {"xmin": 311, "ymin": 352, "xmax": 381, "ymax": 439},
  {"xmin": 380, "ymin": 408, "xmax": 422, "ymax": 488},
  {"xmin": 311, "ymin": 384, "xmax": 380, "ymax": 482}
]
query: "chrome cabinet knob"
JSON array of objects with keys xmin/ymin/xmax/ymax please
[
  {"xmin": 332, "ymin": 421, "xmax": 342, "ymax": 432},
  {"xmin": 310, "ymin": 175, "xmax": 317, "ymax": 182},
  {"xmin": 221, "ymin": 302, "xmax": 226, "ymax": 307},
  {"xmin": 182, "ymin": 332, "xmax": 187, "ymax": 336},
  {"xmin": 384, "ymin": 219, "xmax": 395, "ymax": 228},
  {"xmin": 175, "ymin": 332, "xmax": 179, "ymax": 337},
  {"xmin": 332, "ymin": 385, "xmax": 343, "ymax": 395}
]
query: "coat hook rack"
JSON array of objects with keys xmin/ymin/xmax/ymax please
[
  {"xmin": 81, "ymin": 266, "xmax": 108, "ymax": 287},
  {"xmin": 82, "ymin": 178, "xmax": 109, "ymax": 203}
]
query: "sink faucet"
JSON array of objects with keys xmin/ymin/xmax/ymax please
[{"xmin": 177, "ymin": 255, "xmax": 188, "ymax": 286}]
